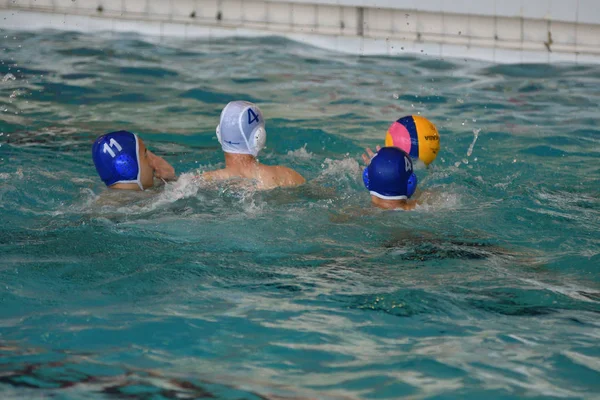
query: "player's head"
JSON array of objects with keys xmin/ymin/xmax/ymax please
[
  {"xmin": 216, "ymin": 101, "xmax": 266, "ymax": 157},
  {"xmin": 92, "ymin": 130, "xmax": 155, "ymax": 190},
  {"xmin": 363, "ymin": 146, "xmax": 418, "ymax": 201}
]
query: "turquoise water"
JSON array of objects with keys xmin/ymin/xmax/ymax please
[{"xmin": 1, "ymin": 30, "xmax": 599, "ymax": 399}]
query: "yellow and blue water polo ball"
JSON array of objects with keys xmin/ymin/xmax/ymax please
[{"xmin": 384, "ymin": 115, "xmax": 440, "ymax": 166}]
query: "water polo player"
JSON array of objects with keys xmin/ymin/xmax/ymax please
[
  {"xmin": 362, "ymin": 146, "xmax": 418, "ymax": 210},
  {"xmin": 202, "ymin": 100, "xmax": 305, "ymax": 189},
  {"xmin": 92, "ymin": 130, "xmax": 175, "ymax": 191}
]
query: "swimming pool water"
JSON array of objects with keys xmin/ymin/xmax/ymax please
[{"xmin": 0, "ymin": 30, "xmax": 599, "ymax": 399}]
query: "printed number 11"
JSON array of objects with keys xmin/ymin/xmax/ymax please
[{"xmin": 103, "ymin": 138, "xmax": 123, "ymax": 158}]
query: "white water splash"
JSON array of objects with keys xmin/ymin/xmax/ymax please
[
  {"xmin": 9, "ymin": 90, "xmax": 22, "ymax": 100},
  {"xmin": 148, "ymin": 172, "xmax": 202, "ymax": 210},
  {"xmin": 414, "ymin": 189, "xmax": 462, "ymax": 212},
  {"xmin": 239, "ymin": 188, "xmax": 266, "ymax": 217},
  {"xmin": 2, "ymin": 73, "xmax": 15, "ymax": 83},
  {"xmin": 286, "ymin": 144, "xmax": 313, "ymax": 160},
  {"xmin": 467, "ymin": 128, "xmax": 480, "ymax": 157},
  {"xmin": 319, "ymin": 157, "xmax": 361, "ymax": 178}
]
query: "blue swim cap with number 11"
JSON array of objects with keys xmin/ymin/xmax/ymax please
[{"xmin": 92, "ymin": 130, "xmax": 143, "ymax": 190}]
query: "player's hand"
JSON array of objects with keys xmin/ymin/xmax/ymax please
[
  {"xmin": 147, "ymin": 151, "xmax": 176, "ymax": 181},
  {"xmin": 361, "ymin": 145, "xmax": 381, "ymax": 166}
]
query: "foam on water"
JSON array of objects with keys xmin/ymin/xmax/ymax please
[{"xmin": 286, "ymin": 144, "xmax": 314, "ymax": 160}]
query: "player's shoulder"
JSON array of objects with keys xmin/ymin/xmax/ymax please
[
  {"xmin": 202, "ymin": 168, "xmax": 230, "ymax": 181},
  {"xmin": 270, "ymin": 165, "xmax": 305, "ymax": 185}
]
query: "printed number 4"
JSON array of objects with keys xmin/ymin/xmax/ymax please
[
  {"xmin": 248, "ymin": 109, "xmax": 260, "ymax": 125},
  {"xmin": 103, "ymin": 138, "xmax": 123, "ymax": 158},
  {"xmin": 405, "ymin": 157, "xmax": 411, "ymax": 172}
]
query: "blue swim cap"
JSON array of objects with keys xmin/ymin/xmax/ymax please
[
  {"xmin": 363, "ymin": 147, "xmax": 418, "ymax": 200},
  {"xmin": 92, "ymin": 130, "xmax": 143, "ymax": 190},
  {"xmin": 216, "ymin": 101, "xmax": 266, "ymax": 157}
]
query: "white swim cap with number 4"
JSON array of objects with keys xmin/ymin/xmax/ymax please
[{"xmin": 216, "ymin": 101, "xmax": 266, "ymax": 157}]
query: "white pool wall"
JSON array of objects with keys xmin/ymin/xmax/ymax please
[{"xmin": 1, "ymin": 0, "xmax": 599, "ymax": 63}]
